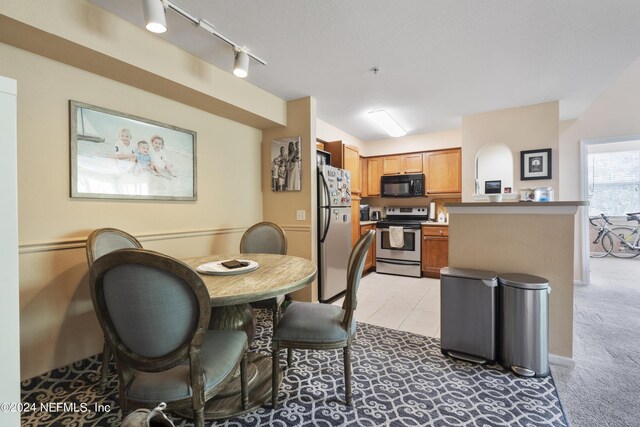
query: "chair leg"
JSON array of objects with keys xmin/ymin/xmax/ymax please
[
  {"xmin": 99, "ymin": 339, "xmax": 111, "ymax": 391},
  {"xmin": 272, "ymin": 303, "xmax": 280, "ymax": 330},
  {"xmin": 287, "ymin": 348, "xmax": 293, "ymax": 367},
  {"xmin": 272, "ymin": 341, "xmax": 279, "ymax": 409},
  {"xmin": 240, "ymin": 353, "xmax": 249, "ymax": 410},
  {"xmin": 344, "ymin": 346, "xmax": 352, "ymax": 406}
]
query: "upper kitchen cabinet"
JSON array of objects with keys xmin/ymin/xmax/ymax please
[
  {"xmin": 360, "ymin": 157, "xmax": 368, "ymax": 197},
  {"xmin": 367, "ymin": 157, "xmax": 382, "ymax": 196},
  {"xmin": 324, "ymin": 141, "xmax": 361, "ymax": 194},
  {"xmin": 382, "ymin": 153, "xmax": 423, "ymax": 175},
  {"xmin": 423, "ymin": 148, "xmax": 461, "ymax": 194}
]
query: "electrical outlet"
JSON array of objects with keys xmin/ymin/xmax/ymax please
[{"xmin": 296, "ymin": 210, "xmax": 306, "ymax": 221}]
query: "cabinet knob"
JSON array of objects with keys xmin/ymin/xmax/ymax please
[{"xmin": 439, "ymin": 230, "xmax": 443, "ymax": 235}]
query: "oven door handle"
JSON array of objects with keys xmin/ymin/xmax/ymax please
[{"xmin": 376, "ymin": 258, "xmax": 421, "ymax": 266}]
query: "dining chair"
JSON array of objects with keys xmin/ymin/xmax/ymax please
[
  {"xmin": 86, "ymin": 227, "xmax": 143, "ymax": 391},
  {"xmin": 240, "ymin": 222, "xmax": 288, "ymax": 330},
  {"xmin": 271, "ymin": 229, "xmax": 375, "ymax": 408},
  {"xmin": 90, "ymin": 248, "xmax": 248, "ymax": 427}
]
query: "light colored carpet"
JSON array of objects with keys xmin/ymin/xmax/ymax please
[{"xmin": 551, "ymin": 256, "xmax": 640, "ymax": 426}]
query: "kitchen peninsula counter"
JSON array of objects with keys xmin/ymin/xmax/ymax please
[{"xmin": 444, "ymin": 200, "xmax": 587, "ymax": 364}]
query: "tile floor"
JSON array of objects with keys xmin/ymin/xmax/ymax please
[{"xmin": 333, "ymin": 272, "xmax": 441, "ymax": 338}]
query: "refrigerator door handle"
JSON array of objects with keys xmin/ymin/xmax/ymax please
[{"xmin": 319, "ymin": 170, "xmax": 332, "ymax": 243}]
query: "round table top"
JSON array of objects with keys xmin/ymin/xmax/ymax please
[{"xmin": 183, "ymin": 253, "xmax": 317, "ymax": 306}]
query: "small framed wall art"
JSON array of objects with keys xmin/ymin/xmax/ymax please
[
  {"xmin": 520, "ymin": 148, "xmax": 551, "ymax": 180},
  {"xmin": 271, "ymin": 136, "xmax": 302, "ymax": 191}
]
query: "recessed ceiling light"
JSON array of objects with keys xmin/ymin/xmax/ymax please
[{"xmin": 367, "ymin": 110, "xmax": 406, "ymax": 137}]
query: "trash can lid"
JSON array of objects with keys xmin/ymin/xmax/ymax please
[
  {"xmin": 498, "ymin": 273, "xmax": 549, "ymax": 290},
  {"xmin": 440, "ymin": 267, "xmax": 498, "ymax": 281}
]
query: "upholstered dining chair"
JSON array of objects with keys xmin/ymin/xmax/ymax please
[
  {"xmin": 240, "ymin": 222, "xmax": 288, "ymax": 329},
  {"xmin": 86, "ymin": 227, "xmax": 143, "ymax": 391},
  {"xmin": 89, "ymin": 248, "xmax": 248, "ymax": 427},
  {"xmin": 271, "ymin": 229, "xmax": 375, "ymax": 408}
]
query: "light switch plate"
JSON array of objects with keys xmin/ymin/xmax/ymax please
[{"xmin": 296, "ymin": 210, "xmax": 306, "ymax": 221}]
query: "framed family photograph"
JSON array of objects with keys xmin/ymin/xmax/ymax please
[
  {"xmin": 271, "ymin": 136, "xmax": 302, "ymax": 192},
  {"xmin": 70, "ymin": 101, "xmax": 197, "ymax": 200},
  {"xmin": 520, "ymin": 148, "xmax": 551, "ymax": 180}
]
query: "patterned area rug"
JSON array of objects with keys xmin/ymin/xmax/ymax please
[{"xmin": 21, "ymin": 310, "xmax": 567, "ymax": 426}]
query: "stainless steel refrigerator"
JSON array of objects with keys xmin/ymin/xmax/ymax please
[{"xmin": 318, "ymin": 165, "xmax": 352, "ymax": 302}]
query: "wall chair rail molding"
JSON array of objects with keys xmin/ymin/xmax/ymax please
[{"xmin": 18, "ymin": 227, "xmax": 247, "ymax": 254}]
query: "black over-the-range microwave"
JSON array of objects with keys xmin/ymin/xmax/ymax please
[{"xmin": 380, "ymin": 173, "xmax": 425, "ymax": 197}]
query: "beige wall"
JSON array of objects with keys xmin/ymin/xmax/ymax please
[
  {"xmin": 364, "ymin": 129, "xmax": 461, "ymax": 157},
  {"xmin": 448, "ymin": 209, "xmax": 576, "ymax": 359},
  {"xmin": 316, "ymin": 118, "xmax": 365, "ymax": 153},
  {"xmin": 461, "ymin": 102, "xmax": 560, "ymax": 201},
  {"xmin": 0, "ymin": 0, "xmax": 286, "ymax": 130},
  {"xmin": 263, "ymin": 98, "xmax": 318, "ymax": 302},
  {"xmin": 1, "ymin": 43, "xmax": 267, "ymax": 379},
  {"xmin": 559, "ymin": 57, "xmax": 640, "ymax": 284}
]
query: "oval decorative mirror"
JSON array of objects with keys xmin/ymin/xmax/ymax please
[{"xmin": 475, "ymin": 143, "xmax": 513, "ymax": 194}]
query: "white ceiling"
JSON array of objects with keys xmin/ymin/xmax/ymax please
[{"xmin": 88, "ymin": 0, "xmax": 640, "ymax": 141}]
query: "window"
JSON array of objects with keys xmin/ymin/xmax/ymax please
[{"xmin": 588, "ymin": 149, "xmax": 640, "ymax": 216}]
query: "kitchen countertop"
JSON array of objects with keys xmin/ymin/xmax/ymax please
[{"xmin": 359, "ymin": 220, "xmax": 449, "ymax": 226}]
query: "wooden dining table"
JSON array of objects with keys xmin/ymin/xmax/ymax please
[{"xmin": 179, "ymin": 253, "xmax": 317, "ymax": 420}]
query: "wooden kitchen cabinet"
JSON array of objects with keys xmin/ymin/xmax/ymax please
[
  {"xmin": 367, "ymin": 158, "xmax": 382, "ymax": 196},
  {"xmin": 360, "ymin": 157, "xmax": 368, "ymax": 197},
  {"xmin": 324, "ymin": 141, "xmax": 361, "ymax": 194},
  {"xmin": 360, "ymin": 223, "xmax": 376, "ymax": 273},
  {"xmin": 423, "ymin": 148, "xmax": 461, "ymax": 194},
  {"xmin": 351, "ymin": 197, "xmax": 361, "ymax": 248},
  {"xmin": 422, "ymin": 226, "xmax": 449, "ymax": 278},
  {"xmin": 382, "ymin": 153, "xmax": 423, "ymax": 175}
]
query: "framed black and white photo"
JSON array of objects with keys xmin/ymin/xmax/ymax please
[
  {"xmin": 520, "ymin": 148, "xmax": 551, "ymax": 180},
  {"xmin": 271, "ymin": 136, "xmax": 302, "ymax": 192},
  {"xmin": 70, "ymin": 101, "xmax": 197, "ymax": 200}
]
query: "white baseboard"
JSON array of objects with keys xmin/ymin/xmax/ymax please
[{"xmin": 549, "ymin": 354, "xmax": 575, "ymax": 368}]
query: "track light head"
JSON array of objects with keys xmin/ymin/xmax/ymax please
[
  {"xmin": 233, "ymin": 50, "xmax": 249, "ymax": 78},
  {"xmin": 142, "ymin": 0, "xmax": 167, "ymax": 33}
]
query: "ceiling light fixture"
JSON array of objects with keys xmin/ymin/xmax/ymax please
[
  {"xmin": 233, "ymin": 50, "xmax": 249, "ymax": 78},
  {"xmin": 141, "ymin": 0, "xmax": 266, "ymax": 77},
  {"xmin": 367, "ymin": 110, "xmax": 407, "ymax": 137},
  {"xmin": 142, "ymin": 0, "xmax": 167, "ymax": 33}
]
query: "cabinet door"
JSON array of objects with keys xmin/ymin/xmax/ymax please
[
  {"xmin": 351, "ymin": 198, "xmax": 361, "ymax": 248},
  {"xmin": 403, "ymin": 153, "xmax": 423, "ymax": 173},
  {"xmin": 382, "ymin": 156, "xmax": 402, "ymax": 175},
  {"xmin": 360, "ymin": 157, "xmax": 368, "ymax": 197},
  {"xmin": 367, "ymin": 158, "xmax": 382, "ymax": 196},
  {"xmin": 422, "ymin": 236, "xmax": 448, "ymax": 278},
  {"xmin": 424, "ymin": 148, "xmax": 461, "ymax": 193},
  {"xmin": 361, "ymin": 224, "xmax": 374, "ymax": 270},
  {"xmin": 343, "ymin": 145, "xmax": 360, "ymax": 194}
]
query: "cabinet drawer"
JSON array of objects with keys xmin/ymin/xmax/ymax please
[{"xmin": 422, "ymin": 226, "xmax": 449, "ymax": 237}]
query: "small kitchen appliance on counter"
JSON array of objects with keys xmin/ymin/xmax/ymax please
[
  {"xmin": 360, "ymin": 204, "xmax": 370, "ymax": 221},
  {"xmin": 375, "ymin": 206, "xmax": 429, "ymax": 277},
  {"xmin": 371, "ymin": 210, "xmax": 382, "ymax": 221}
]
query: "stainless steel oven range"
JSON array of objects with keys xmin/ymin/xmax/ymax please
[{"xmin": 376, "ymin": 206, "xmax": 428, "ymax": 277}]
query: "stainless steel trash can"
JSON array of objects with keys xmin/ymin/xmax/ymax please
[
  {"xmin": 498, "ymin": 273, "xmax": 550, "ymax": 377},
  {"xmin": 440, "ymin": 267, "xmax": 498, "ymax": 364}
]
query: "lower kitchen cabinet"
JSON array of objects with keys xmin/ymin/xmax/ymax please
[
  {"xmin": 422, "ymin": 226, "xmax": 448, "ymax": 278},
  {"xmin": 360, "ymin": 223, "xmax": 376, "ymax": 273}
]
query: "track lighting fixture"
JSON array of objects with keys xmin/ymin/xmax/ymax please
[
  {"xmin": 233, "ymin": 50, "xmax": 249, "ymax": 78},
  {"xmin": 142, "ymin": 0, "xmax": 167, "ymax": 33},
  {"xmin": 141, "ymin": 0, "xmax": 266, "ymax": 77}
]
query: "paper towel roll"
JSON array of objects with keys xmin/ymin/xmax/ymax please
[{"xmin": 428, "ymin": 202, "xmax": 436, "ymax": 220}]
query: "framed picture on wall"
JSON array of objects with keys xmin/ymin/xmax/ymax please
[
  {"xmin": 520, "ymin": 148, "xmax": 551, "ymax": 180},
  {"xmin": 70, "ymin": 100, "xmax": 197, "ymax": 200},
  {"xmin": 271, "ymin": 136, "xmax": 302, "ymax": 192}
]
